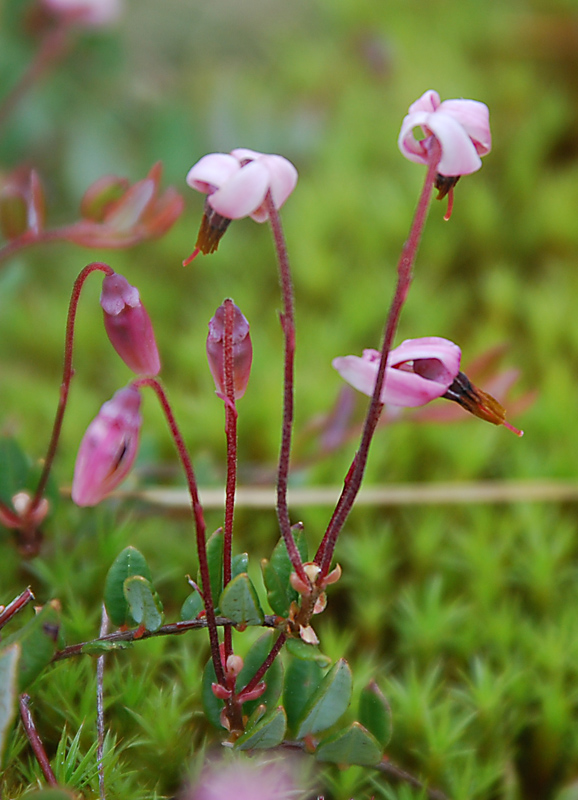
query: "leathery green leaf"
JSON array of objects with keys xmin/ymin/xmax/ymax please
[
  {"xmin": 315, "ymin": 721, "xmax": 382, "ymax": 766},
  {"xmin": 0, "ymin": 437, "xmax": 28, "ymax": 504},
  {"xmin": 235, "ymin": 706, "xmax": 287, "ymax": 750},
  {"xmin": 237, "ymin": 631, "xmax": 283, "ymax": 717},
  {"xmin": 359, "ymin": 681, "xmax": 392, "ymax": 748},
  {"xmin": 0, "ymin": 643, "xmax": 20, "ymax": 763},
  {"xmin": 201, "ymin": 657, "xmax": 225, "ymax": 730},
  {"xmin": 261, "ymin": 526, "xmax": 308, "ymax": 617},
  {"xmin": 285, "ymin": 638, "xmax": 331, "ymax": 667},
  {"xmin": 2, "ymin": 601, "xmax": 61, "ymax": 692},
  {"xmin": 200, "ymin": 528, "xmax": 223, "ymax": 612},
  {"xmin": 219, "ymin": 573, "xmax": 264, "ymax": 626},
  {"xmin": 295, "ymin": 659, "xmax": 352, "ymax": 738},
  {"xmin": 104, "ymin": 546, "xmax": 152, "ymax": 627},
  {"xmin": 232, "ymin": 552, "xmax": 248, "ymax": 578},
  {"xmin": 180, "ymin": 590, "xmax": 204, "ymax": 621},
  {"xmin": 283, "ymin": 657, "xmax": 323, "ymax": 735},
  {"xmin": 123, "ymin": 575, "xmax": 164, "ymax": 632}
]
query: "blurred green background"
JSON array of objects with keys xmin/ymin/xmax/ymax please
[{"xmin": 1, "ymin": 0, "xmax": 578, "ymax": 797}]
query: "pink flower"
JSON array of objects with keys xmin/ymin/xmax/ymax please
[
  {"xmin": 398, "ymin": 90, "xmax": 491, "ymax": 176},
  {"xmin": 187, "ymin": 149, "xmax": 297, "ymax": 222},
  {"xmin": 187, "ymin": 754, "xmax": 309, "ymax": 800},
  {"xmin": 206, "ymin": 300, "xmax": 252, "ymax": 400},
  {"xmin": 184, "ymin": 149, "xmax": 297, "ymax": 259},
  {"xmin": 71, "ymin": 385, "xmax": 142, "ymax": 507},
  {"xmin": 41, "ymin": 0, "xmax": 121, "ymax": 27},
  {"xmin": 101, "ymin": 273, "xmax": 161, "ymax": 376},
  {"xmin": 333, "ymin": 337, "xmax": 461, "ymax": 407}
]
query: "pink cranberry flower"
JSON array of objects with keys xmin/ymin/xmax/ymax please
[
  {"xmin": 333, "ymin": 337, "xmax": 461, "ymax": 407},
  {"xmin": 41, "ymin": 0, "xmax": 122, "ymax": 27},
  {"xmin": 184, "ymin": 149, "xmax": 297, "ymax": 259},
  {"xmin": 101, "ymin": 273, "xmax": 161, "ymax": 376},
  {"xmin": 71, "ymin": 385, "xmax": 142, "ymax": 507},
  {"xmin": 398, "ymin": 90, "xmax": 491, "ymax": 176},
  {"xmin": 187, "ymin": 754, "xmax": 309, "ymax": 800},
  {"xmin": 206, "ymin": 300, "xmax": 252, "ymax": 400}
]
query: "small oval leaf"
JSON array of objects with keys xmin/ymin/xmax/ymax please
[
  {"xmin": 359, "ymin": 681, "xmax": 392, "ymax": 748},
  {"xmin": 201, "ymin": 528, "xmax": 224, "ymax": 612},
  {"xmin": 220, "ymin": 573, "xmax": 264, "ymax": 626},
  {"xmin": 235, "ymin": 706, "xmax": 287, "ymax": 750},
  {"xmin": 180, "ymin": 591, "xmax": 204, "ymax": 621},
  {"xmin": 201, "ymin": 657, "xmax": 225, "ymax": 730},
  {"xmin": 315, "ymin": 721, "xmax": 382, "ymax": 766},
  {"xmin": 237, "ymin": 631, "xmax": 283, "ymax": 717},
  {"xmin": 104, "ymin": 546, "xmax": 152, "ymax": 627},
  {"xmin": 285, "ymin": 638, "xmax": 331, "ymax": 666},
  {"xmin": 283, "ymin": 657, "xmax": 323, "ymax": 736},
  {"xmin": 295, "ymin": 659, "xmax": 352, "ymax": 739},
  {"xmin": 123, "ymin": 575, "xmax": 164, "ymax": 632},
  {"xmin": 261, "ymin": 528, "xmax": 308, "ymax": 617},
  {"xmin": 232, "ymin": 552, "xmax": 248, "ymax": 578},
  {"xmin": 0, "ymin": 643, "xmax": 20, "ymax": 762},
  {"xmin": 2, "ymin": 601, "xmax": 61, "ymax": 692}
]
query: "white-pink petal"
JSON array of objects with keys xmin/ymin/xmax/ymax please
[
  {"xmin": 208, "ymin": 160, "xmax": 270, "ymax": 219},
  {"xmin": 186, "ymin": 154, "xmax": 241, "ymax": 194}
]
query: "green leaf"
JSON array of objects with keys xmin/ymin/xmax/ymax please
[
  {"xmin": 359, "ymin": 681, "xmax": 392, "ymax": 748},
  {"xmin": 2, "ymin": 601, "xmax": 61, "ymax": 692},
  {"xmin": 232, "ymin": 552, "xmax": 248, "ymax": 579},
  {"xmin": 180, "ymin": 590, "xmax": 204, "ymax": 621},
  {"xmin": 295, "ymin": 659, "xmax": 352, "ymax": 739},
  {"xmin": 123, "ymin": 575, "xmax": 164, "ymax": 632},
  {"xmin": 80, "ymin": 641, "xmax": 131, "ymax": 656},
  {"xmin": 200, "ymin": 528, "xmax": 223, "ymax": 612},
  {"xmin": 285, "ymin": 638, "xmax": 331, "ymax": 666},
  {"xmin": 315, "ymin": 721, "xmax": 382, "ymax": 766},
  {"xmin": 0, "ymin": 643, "xmax": 20, "ymax": 764},
  {"xmin": 22, "ymin": 791, "xmax": 75, "ymax": 800},
  {"xmin": 104, "ymin": 547, "xmax": 152, "ymax": 627},
  {"xmin": 0, "ymin": 438, "xmax": 28, "ymax": 505},
  {"xmin": 201, "ymin": 657, "xmax": 225, "ymax": 730},
  {"xmin": 283, "ymin": 657, "xmax": 323, "ymax": 735},
  {"xmin": 237, "ymin": 631, "xmax": 284, "ymax": 717},
  {"xmin": 220, "ymin": 573, "xmax": 264, "ymax": 626},
  {"xmin": 235, "ymin": 707, "xmax": 287, "ymax": 750},
  {"xmin": 261, "ymin": 527, "xmax": 308, "ymax": 617}
]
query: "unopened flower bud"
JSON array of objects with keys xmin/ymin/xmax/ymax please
[
  {"xmin": 101, "ymin": 273, "xmax": 161, "ymax": 376},
  {"xmin": 80, "ymin": 175, "xmax": 130, "ymax": 221},
  {"xmin": 71, "ymin": 385, "xmax": 142, "ymax": 507},
  {"xmin": 206, "ymin": 300, "xmax": 252, "ymax": 400},
  {"xmin": 225, "ymin": 654, "xmax": 244, "ymax": 679}
]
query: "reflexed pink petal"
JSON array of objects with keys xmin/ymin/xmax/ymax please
[
  {"xmin": 438, "ymin": 99, "xmax": 491, "ymax": 155},
  {"xmin": 186, "ymin": 154, "xmax": 241, "ymax": 194},
  {"xmin": 208, "ymin": 160, "xmax": 270, "ymax": 219},
  {"xmin": 333, "ymin": 337, "xmax": 461, "ymax": 408},
  {"xmin": 398, "ymin": 90, "xmax": 490, "ymax": 176}
]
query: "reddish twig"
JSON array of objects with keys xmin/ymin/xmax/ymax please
[{"xmin": 19, "ymin": 694, "xmax": 58, "ymax": 786}]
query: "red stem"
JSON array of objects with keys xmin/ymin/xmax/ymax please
[
  {"xmin": 315, "ymin": 145, "xmax": 441, "ymax": 576},
  {"xmin": 134, "ymin": 377, "xmax": 226, "ymax": 687},
  {"xmin": 222, "ymin": 299, "xmax": 237, "ymax": 661},
  {"xmin": 0, "ymin": 587, "xmax": 35, "ymax": 631},
  {"xmin": 265, "ymin": 195, "xmax": 307, "ymax": 585},
  {"xmin": 19, "ymin": 694, "xmax": 58, "ymax": 786},
  {"xmin": 30, "ymin": 262, "xmax": 114, "ymax": 511}
]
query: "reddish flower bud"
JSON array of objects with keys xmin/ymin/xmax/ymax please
[
  {"xmin": 71, "ymin": 385, "xmax": 142, "ymax": 506},
  {"xmin": 101, "ymin": 273, "xmax": 161, "ymax": 376},
  {"xmin": 0, "ymin": 168, "xmax": 45, "ymax": 240},
  {"xmin": 206, "ymin": 300, "xmax": 252, "ymax": 400}
]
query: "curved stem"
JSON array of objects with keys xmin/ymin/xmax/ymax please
[
  {"xmin": 222, "ymin": 299, "xmax": 237, "ymax": 661},
  {"xmin": 266, "ymin": 195, "xmax": 307, "ymax": 584},
  {"xmin": 239, "ymin": 631, "xmax": 286, "ymax": 697},
  {"xmin": 315, "ymin": 146, "xmax": 441, "ymax": 576},
  {"xmin": 134, "ymin": 377, "xmax": 226, "ymax": 687},
  {"xmin": 31, "ymin": 262, "xmax": 114, "ymax": 511}
]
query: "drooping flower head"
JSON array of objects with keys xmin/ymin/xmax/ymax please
[
  {"xmin": 206, "ymin": 300, "xmax": 252, "ymax": 400},
  {"xmin": 71, "ymin": 385, "xmax": 142, "ymax": 507},
  {"xmin": 398, "ymin": 90, "xmax": 491, "ymax": 177},
  {"xmin": 333, "ymin": 336, "xmax": 522, "ymax": 434},
  {"xmin": 184, "ymin": 149, "xmax": 298, "ymax": 260},
  {"xmin": 334, "ymin": 337, "xmax": 462, "ymax": 408},
  {"xmin": 101, "ymin": 272, "xmax": 161, "ymax": 376}
]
